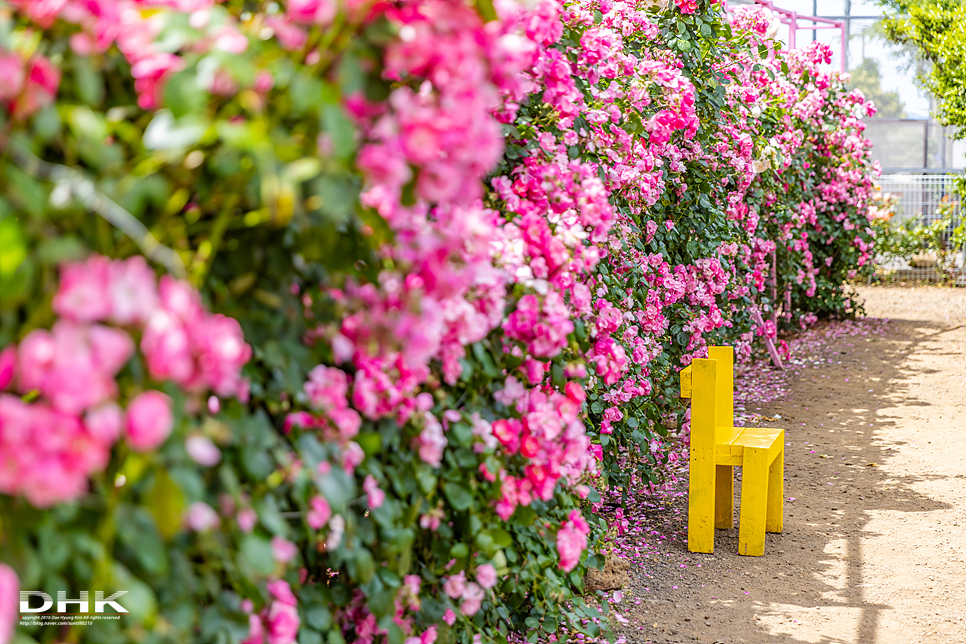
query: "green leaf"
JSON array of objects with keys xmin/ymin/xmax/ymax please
[
  {"xmin": 242, "ymin": 443, "xmax": 275, "ymax": 479},
  {"xmin": 0, "ymin": 217, "xmax": 27, "ymax": 279},
  {"xmin": 240, "ymin": 535, "xmax": 276, "ymax": 575},
  {"xmin": 443, "ymin": 482, "xmax": 473, "ymax": 511},
  {"xmin": 491, "ymin": 528, "xmax": 513, "ymax": 547},
  {"xmin": 299, "ymin": 630, "xmax": 324, "ymax": 644},
  {"xmin": 32, "ymin": 104, "xmax": 61, "ymax": 141},
  {"xmin": 415, "ymin": 466, "xmax": 437, "ymax": 494},
  {"xmin": 117, "ymin": 505, "xmax": 169, "ymax": 576},
  {"xmin": 349, "ymin": 548, "xmax": 375, "ymax": 583},
  {"xmin": 355, "ymin": 432, "xmax": 382, "ymax": 456},
  {"xmin": 255, "ymin": 496, "xmax": 289, "ymax": 536},
  {"xmin": 512, "ymin": 505, "xmax": 536, "ymax": 526},
  {"xmin": 472, "ymin": 342, "xmax": 500, "ymax": 377},
  {"xmin": 36, "ymin": 236, "xmax": 86, "ymax": 265},
  {"xmin": 474, "ymin": 0, "xmax": 498, "ymax": 22},
  {"xmin": 108, "ymin": 562, "xmax": 157, "ymax": 620},
  {"xmin": 322, "ymin": 105, "xmax": 357, "ymax": 161},
  {"xmin": 164, "ymin": 70, "xmax": 208, "ymax": 118},
  {"xmin": 305, "ymin": 605, "xmax": 331, "ymax": 630},
  {"xmin": 72, "ymin": 55, "xmax": 104, "ymax": 106},
  {"xmin": 317, "ymin": 467, "xmax": 357, "ymax": 512},
  {"xmin": 147, "ymin": 470, "xmax": 185, "ymax": 541},
  {"xmin": 551, "ymin": 363, "xmax": 565, "ymax": 387}
]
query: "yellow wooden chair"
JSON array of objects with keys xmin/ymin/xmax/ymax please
[{"xmin": 679, "ymin": 346, "xmax": 784, "ymax": 556}]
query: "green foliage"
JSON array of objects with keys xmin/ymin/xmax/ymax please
[{"xmin": 883, "ymin": 0, "xmax": 966, "ymax": 134}]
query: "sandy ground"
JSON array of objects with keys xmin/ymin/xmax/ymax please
[{"xmin": 616, "ymin": 285, "xmax": 966, "ymax": 644}]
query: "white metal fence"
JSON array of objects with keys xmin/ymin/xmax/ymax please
[{"xmin": 874, "ymin": 173, "xmax": 966, "ymax": 283}]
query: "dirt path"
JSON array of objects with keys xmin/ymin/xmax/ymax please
[{"xmin": 616, "ymin": 286, "xmax": 966, "ymax": 644}]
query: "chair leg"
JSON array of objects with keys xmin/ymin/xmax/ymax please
[
  {"xmin": 688, "ymin": 449, "xmax": 716, "ymax": 554},
  {"xmin": 715, "ymin": 465, "xmax": 734, "ymax": 529},
  {"xmin": 738, "ymin": 446, "xmax": 769, "ymax": 556},
  {"xmin": 766, "ymin": 449, "xmax": 784, "ymax": 534}
]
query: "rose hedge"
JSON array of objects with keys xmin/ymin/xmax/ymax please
[{"xmin": 0, "ymin": 1, "xmax": 876, "ymax": 644}]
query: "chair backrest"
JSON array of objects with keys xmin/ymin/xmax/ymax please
[
  {"xmin": 680, "ymin": 346, "xmax": 735, "ymax": 451},
  {"xmin": 708, "ymin": 345, "xmax": 734, "ymax": 442},
  {"xmin": 680, "ymin": 358, "xmax": 716, "ymax": 455}
]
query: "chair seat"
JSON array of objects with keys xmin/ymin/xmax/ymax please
[{"xmin": 715, "ymin": 426, "xmax": 783, "ymax": 466}]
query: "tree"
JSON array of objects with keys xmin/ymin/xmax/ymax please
[
  {"xmin": 849, "ymin": 58, "xmax": 907, "ymax": 118},
  {"xmin": 882, "ymin": 0, "xmax": 966, "ymax": 136}
]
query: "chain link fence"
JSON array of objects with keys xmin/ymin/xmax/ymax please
[{"xmin": 872, "ymin": 174, "xmax": 966, "ymax": 284}]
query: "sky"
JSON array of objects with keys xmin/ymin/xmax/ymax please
[{"xmin": 740, "ymin": 0, "xmax": 931, "ymax": 117}]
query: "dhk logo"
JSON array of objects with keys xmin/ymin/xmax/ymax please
[{"xmin": 19, "ymin": 591, "xmax": 129, "ymax": 614}]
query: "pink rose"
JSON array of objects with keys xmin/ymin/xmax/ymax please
[
  {"xmin": 442, "ymin": 608, "xmax": 456, "ymax": 626},
  {"xmin": 87, "ymin": 324, "xmax": 135, "ymax": 375},
  {"xmin": 0, "ymin": 563, "xmax": 17, "ymax": 644},
  {"xmin": 130, "ymin": 52, "xmax": 183, "ymax": 110},
  {"xmin": 140, "ymin": 311, "xmax": 195, "ymax": 386},
  {"xmin": 185, "ymin": 501, "xmax": 220, "ymax": 532},
  {"xmin": 192, "ymin": 314, "xmax": 252, "ymax": 398},
  {"xmin": 84, "ymin": 402, "xmax": 123, "ymax": 444},
  {"xmin": 419, "ymin": 508, "xmax": 441, "ymax": 531},
  {"xmin": 363, "ymin": 475, "xmax": 385, "ymax": 509},
  {"xmin": 459, "ymin": 582, "xmax": 484, "ymax": 616},
  {"xmin": 52, "ymin": 255, "xmax": 112, "ymax": 322},
  {"xmin": 416, "ymin": 413, "xmax": 446, "ymax": 467},
  {"xmin": 237, "ymin": 508, "xmax": 257, "ymax": 533},
  {"xmin": 265, "ymin": 16, "xmax": 308, "ymax": 51},
  {"xmin": 265, "ymin": 600, "xmax": 300, "ymax": 644},
  {"xmin": 214, "ymin": 27, "xmax": 249, "ymax": 54},
  {"xmin": 330, "ymin": 408, "xmax": 361, "ymax": 440},
  {"xmin": 108, "ymin": 255, "xmax": 159, "ymax": 325},
  {"xmin": 125, "ymin": 391, "xmax": 174, "ymax": 452},
  {"xmin": 16, "ymin": 329, "xmax": 56, "ymax": 391},
  {"xmin": 443, "ymin": 571, "xmax": 465, "ymax": 599},
  {"xmin": 341, "ymin": 441, "xmax": 364, "ymax": 474},
  {"xmin": 13, "ymin": 55, "xmax": 60, "ymax": 117},
  {"xmin": 283, "ymin": 411, "xmax": 315, "ymax": 434},
  {"xmin": 287, "ymin": 0, "xmax": 336, "ymax": 24},
  {"xmin": 271, "ymin": 536, "xmax": 298, "ymax": 564},
  {"xmin": 254, "ymin": 71, "xmax": 275, "ymax": 94},
  {"xmin": 303, "ymin": 365, "xmax": 349, "ymax": 411},
  {"xmin": 0, "ymin": 395, "xmax": 110, "ymax": 507},
  {"xmin": 556, "ymin": 510, "xmax": 590, "ymax": 572},
  {"xmin": 476, "ymin": 563, "xmax": 497, "ymax": 589},
  {"xmin": 38, "ymin": 322, "xmax": 125, "ymax": 415},
  {"xmin": 306, "ymin": 496, "xmax": 331, "ymax": 530},
  {"xmin": 267, "ymin": 580, "xmax": 297, "ymax": 606},
  {"xmin": 240, "ymin": 614, "xmax": 265, "ymax": 644},
  {"xmin": 186, "ymin": 435, "xmax": 222, "ymax": 466},
  {"xmin": 0, "ymin": 346, "xmax": 15, "ymax": 390},
  {"xmin": 0, "ymin": 52, "xmax": 24, "ymax": 102}
]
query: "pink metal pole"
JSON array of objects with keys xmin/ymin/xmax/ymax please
[
  {"xmin": 728, "ymin": 1, "xmax": 848, "ymax": 73},
  {"xmin": 770, "ymin": 250, "xmax": 778, "ymax": 328},
  {"xmin": 840, "ymin": 21, "xmax": 847, "ymax": 72}
]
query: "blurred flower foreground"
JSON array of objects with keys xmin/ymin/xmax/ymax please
[{"xmin": 0, "ymin": 1, "xmax": 878, "ymax": 643}]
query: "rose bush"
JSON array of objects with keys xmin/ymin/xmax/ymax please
[{"xmin": 0, "ymin": 1, "xmax": 876, "ymax": 644}]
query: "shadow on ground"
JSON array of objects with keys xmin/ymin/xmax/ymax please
[{"xmin": 616, "ymin": 315, "xmax": 963, "ymax": 644}]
